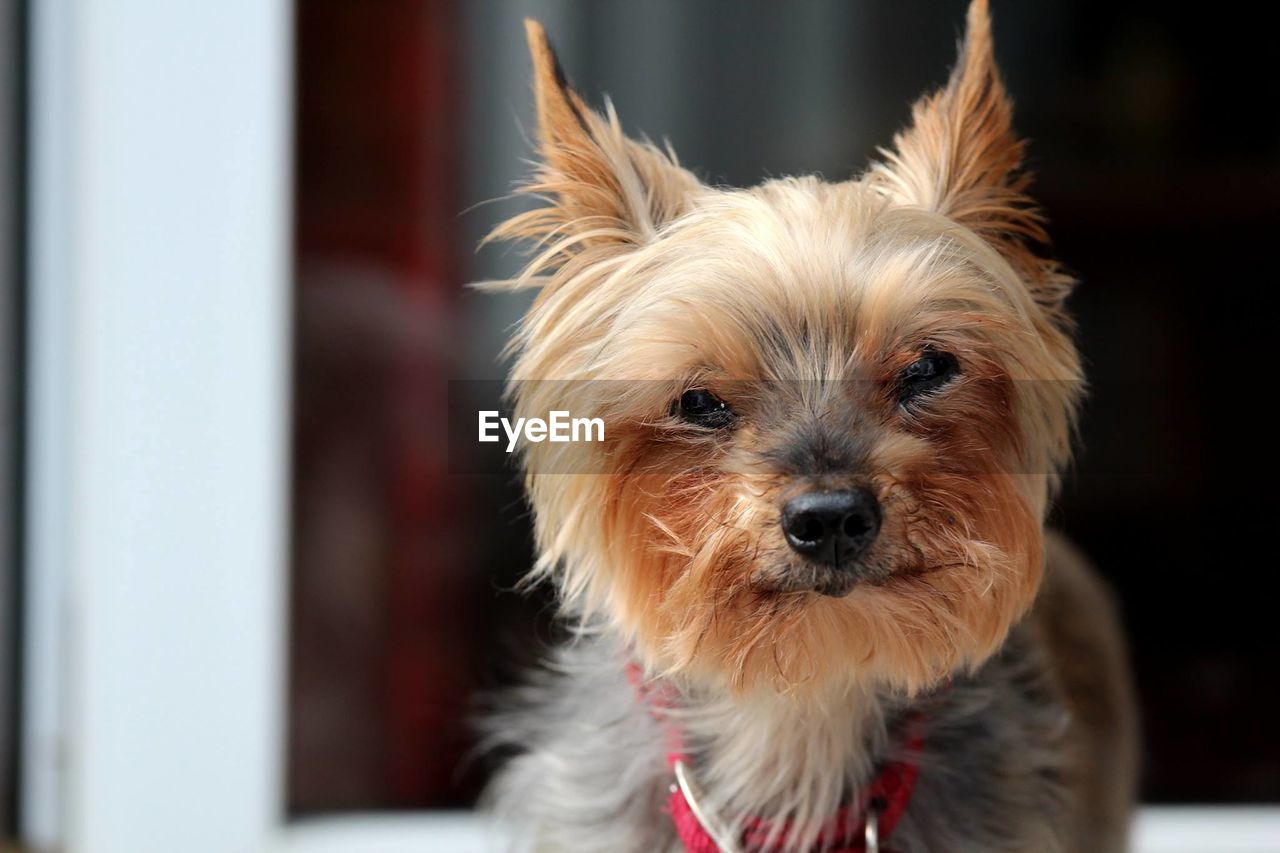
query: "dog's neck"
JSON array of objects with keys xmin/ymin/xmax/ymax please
[{"xmin": 664, "ymin": 678, "xmax": 893, "ymax": 846}]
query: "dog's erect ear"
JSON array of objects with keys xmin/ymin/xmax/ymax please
[
  {"xmin": 870, "ymin": 1, "xmax": 1064, "ymax": 297},
  {"xmin": 499, "ymin": 20, "xmax": 700, "ymax": 255}
]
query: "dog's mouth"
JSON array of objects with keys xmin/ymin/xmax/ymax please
[
  {"xmin": 751, "ymin": 562, "xmax": 883, "ymax": 598},
  {"xmin": 808, "ymin": 572, "xmax": 860, "ymax": 598}
]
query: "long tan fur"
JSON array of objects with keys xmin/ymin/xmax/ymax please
[{"xmin": 483, "ymin": 4, "xmax": 1134, "ymax": 850}]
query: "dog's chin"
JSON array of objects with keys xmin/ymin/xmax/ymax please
[
  {"xmin": 749, "ymin": 552, "xmax": 909, "ymax": 598},
  {"xmin": 751, "ymin": 564, "xmax": 870, "ymax": 598}
]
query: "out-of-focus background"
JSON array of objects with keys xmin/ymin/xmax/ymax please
[
  {"xmin": 3, "ymin": 0, "xmax": 1278, "ymax": 850},
  {"xmin": 291, "ymin": 0, "xmax": 1279, "ymax": 812}
]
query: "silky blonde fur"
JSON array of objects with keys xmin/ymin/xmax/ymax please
[
  {"xmin": 477, "ymin": 4, "xmax": 1134, "ymax": 848},
  {"xmin": 488, "ymin": 4, "xmax": 1081, "ymax": 705}
]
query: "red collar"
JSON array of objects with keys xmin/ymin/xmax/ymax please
[{"xmin": 627, "ymin": 663, "xmax": 925, "ymax": 853}]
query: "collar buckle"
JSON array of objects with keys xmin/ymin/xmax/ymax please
[
  {"xmin": 864, "ymin": 803, "xmax": 880, "ymax": 853},
  {"xmin": 673, "ymin": 759, "xmax": 744, "ymax": 853}
]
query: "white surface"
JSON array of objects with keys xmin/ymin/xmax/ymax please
[
  {"xmin": 281, "ymin": 813, "xmax": 502, "ymax": 853},
  {"xmin": 277, "ymin": 809, "xmax": 1280, "ymax": 853},
  {"xmin": 22, "ymin": 0, "xmax": 293, "ymax": 850},
  {"xmin": 1133, "ymin": 807, "xmax": 1280, "ymax": 852}
]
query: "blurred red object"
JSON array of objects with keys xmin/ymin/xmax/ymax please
[{"xmin": 290, "ymin": 0, "xmax": 478, "ymax": 811}]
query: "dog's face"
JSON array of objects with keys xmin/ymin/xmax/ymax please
[{"xmin": 492, "ymin": 0, "xmax": 1081, "ymax": 695}]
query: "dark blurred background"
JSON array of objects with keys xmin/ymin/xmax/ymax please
[{"xmin": 287, "ymin": 0, "xmax": 1280, "ymax": 814}]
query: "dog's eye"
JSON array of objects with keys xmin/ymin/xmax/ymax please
[
  {"xmin": 673, "ymin": 389, "xmax": 735, "ymax": 429},
  {"xmin": 897, "ymin": 352, "xmax": 959, "ymax": 404}
]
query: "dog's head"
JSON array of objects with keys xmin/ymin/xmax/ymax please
[{"xmin": 488, "ymin": 0, "xmax": 1081, "ymax": 695}]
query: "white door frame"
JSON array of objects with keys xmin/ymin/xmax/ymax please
[
  {"xmin": 22, "ymin": 0, "xmax": 293, "ymax": 849},
  {"xmin": 20, "ymin": 2, "xmax": 497, "ymax": 850},
  {"xmin": 17, "ymin": 1, "xmax": 1278, "ymax": 851}
]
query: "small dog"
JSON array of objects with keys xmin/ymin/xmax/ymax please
[{"xmin": 481, "ymin": 2, "xmax": 1138, "ymax": 850}]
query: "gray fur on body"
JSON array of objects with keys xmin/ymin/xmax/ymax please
[{"xmin": 483, "ymin": 625, "xmax": 1080, "ymax": 853}]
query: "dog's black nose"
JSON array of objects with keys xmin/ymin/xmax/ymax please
[{"xmin": 781, "ymin": 489, "xmax": 881, "ymax": 566}]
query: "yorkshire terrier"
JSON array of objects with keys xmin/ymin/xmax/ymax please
[{"xmin": 481, "ymin": 2, "xmax": 1138, "ymax": 850}]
